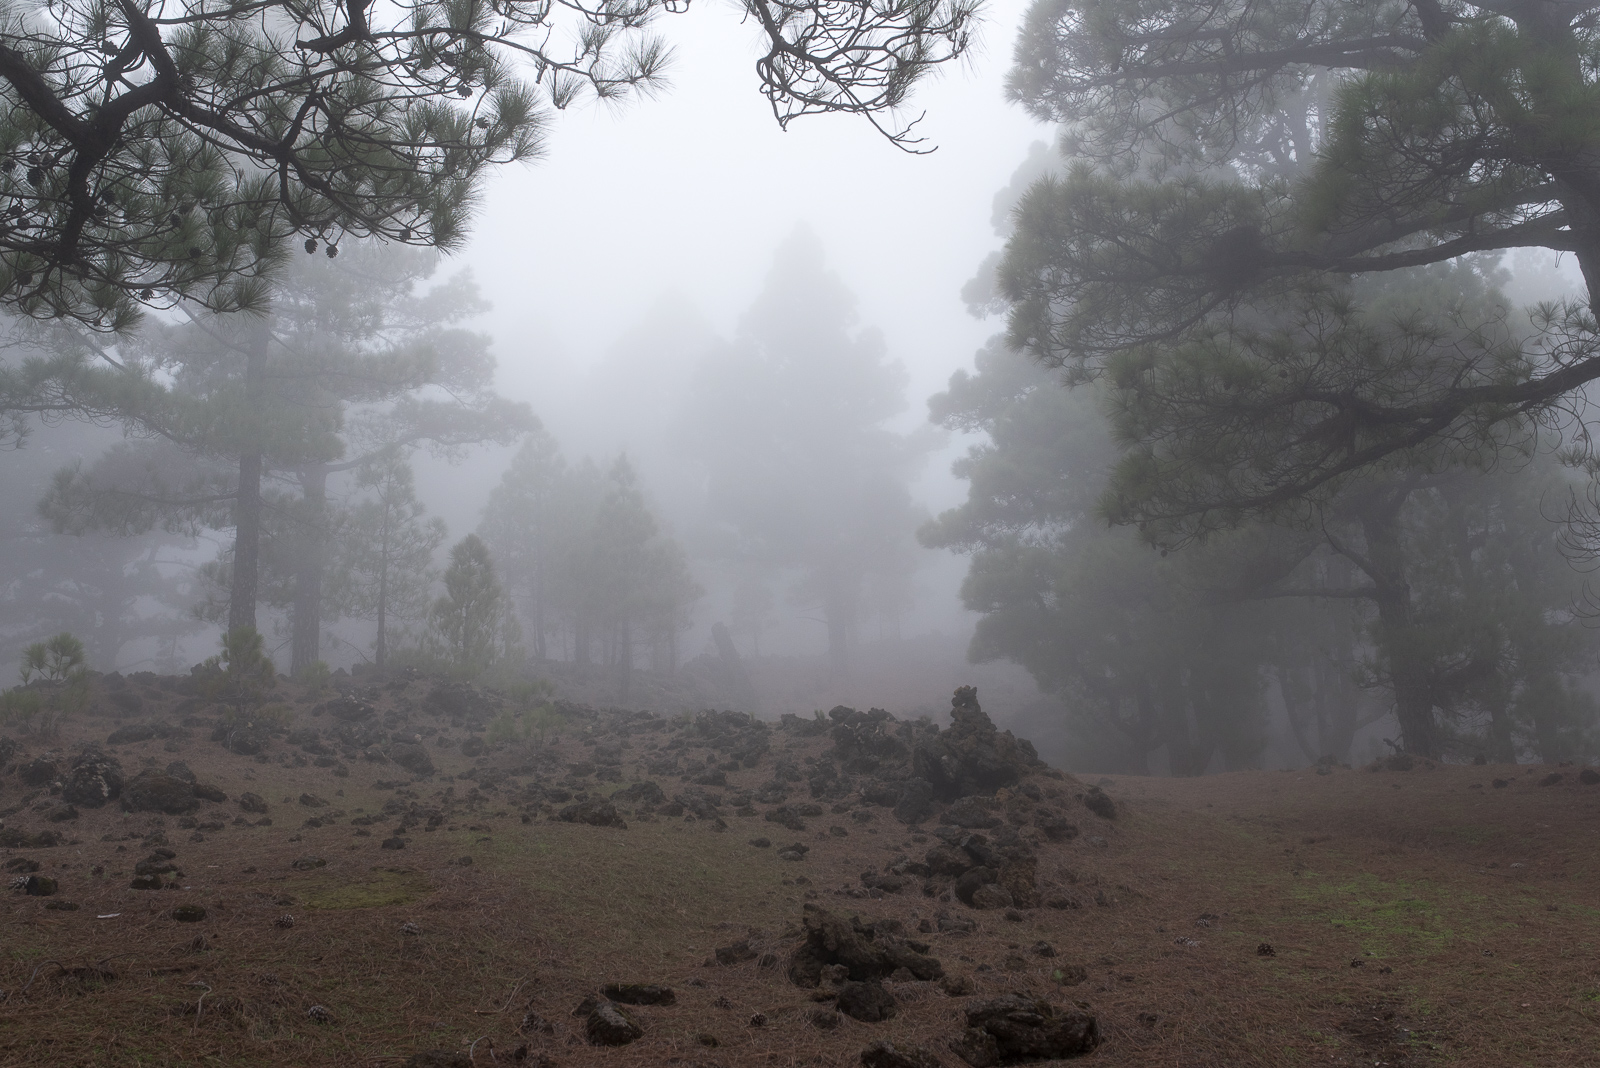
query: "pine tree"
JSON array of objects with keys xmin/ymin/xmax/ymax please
[
  {"xmin": 0, "ymin": 0, "xmax": 975, "ymax": 328},
  {"xmin": 430, "ymin": 534, "xmax": 511, "ymax": 676},
  {"xmin": 330, "ymin": 450, "xmax": 449, "ymax": 671}
]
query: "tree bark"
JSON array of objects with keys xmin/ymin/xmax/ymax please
[
  {"xmin": 290, "ymin": 465, "xmax": 329, "ymax": 675},
  {"xmin": 1355, "ymin": 488, "xmax": 1440, "ymax": 758},
  {"xmin": 227, "ymin": 328, "xmax": 269, "ymax": 635}
]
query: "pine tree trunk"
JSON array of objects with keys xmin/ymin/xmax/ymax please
[
  {"xmin": 618, "ymin": 617, "xmax": 632, "ymax": 704},
  {"xmin": 228, "ymin": 329, "xmax": 269, "ymax": 635},
  {"xmin": 375, "ymin": 491, "xmax": 394, "ymax": 670},
  {"xmin": 230, "ymin": 448, "xmax": 262, "ymax": 634},
  {"xmin": 1356, "ymin": 489, "xmax": 1439, "ymax": 758},
  {"xmin": 290, "ymin": 466, "xmax": 329, "ymax": 675}
]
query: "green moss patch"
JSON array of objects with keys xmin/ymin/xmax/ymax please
[{"xmin": 290, "ymin": 866, "xmax": 431, "ymax": 909}]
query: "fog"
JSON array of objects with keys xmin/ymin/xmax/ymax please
[{"xmin": 5, "ymin": 0, "xmax": 1600, "ymax": 775}]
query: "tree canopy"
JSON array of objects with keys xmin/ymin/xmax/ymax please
[
  {"xmin": 0, "ymin": 0, "xmax": 979, "ymax": 328},
  {"xmin": 997, "ymin": 0, "xmax": 1600, "ymax": 542}
]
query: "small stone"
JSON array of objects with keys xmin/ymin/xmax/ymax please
[
  {"xmin": 291, "ymin": 855, "xmax": 327, "ymax": 871},
  {"xmin": 381, "ymin": 837, "xmax": 407, "ymax": 850},
  {"xmin": 306, "ymin": 1004, "xmax": 333, "ymax": 1023},
  {"xmin": 171, "ymin": 904, "xmax": 207, "ymax": 922},
  {"xmin": 836, "ymin": 980, "xmax": 896, "ymax": 1022},
  {"xmin": 584, "ymin": 1001, "xmax": 643, "ymax": 1046}
]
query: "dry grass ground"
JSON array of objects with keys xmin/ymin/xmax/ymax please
[{"xmin": 1, "ymin": 681, "xmax": 1597, "ymax": 1068}]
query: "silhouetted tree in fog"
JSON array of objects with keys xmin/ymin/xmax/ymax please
[
  {"xmin": 327, "ymin": 449, "xmax": 448, "ymax": 670},
  {"xmin": 682, "ymin": 228, "xmax": 928, "ymax": 675},
  {"xmin": 37, "ymin": 247, "xmax": 529, "ymax": 662}
]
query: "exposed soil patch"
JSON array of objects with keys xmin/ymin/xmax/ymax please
[{"xmin": 1, "ymin": 671, "xmax": 1596, "ymax": 1066}]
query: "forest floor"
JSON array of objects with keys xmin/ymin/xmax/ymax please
[{"xmin": 0, "ymin": 672, "xmax": 1596, "ymax": 1068}]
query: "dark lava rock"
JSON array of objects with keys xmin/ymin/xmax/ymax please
[
  {"xmin": 129, "ymin": 874, "xmax": 163, "ymax": 890},
  {"xmin": 787, "ymin": 904, "xmax": 943, "ymax": 987},
  {"xmin": 910, "ymin": 688, "xmax": 1035, "ymax": 802},
  {"xmin": 602, "ymin": 983, "xmax": 676, "ymax": 1005},
  {"xmin": 389, "ymin": 743, "xmax": 435, "ymax": 776},
  {"xmin": 614, "ymin": 780, "xmax": 666, "ymax": 805},
  {"xmin": 970, "ymin": 884, "xmax": 1014, "ymax": 910},
  {"xmin": 861, "ymin": 1039, "xmax": 947, "ymax": 1068},
  {"xmin": 959, "ymin": 995, "xmax": 1100, "ymax": 1064},
  {"xmin": 193, "ymin": 782, "xmax": 227, "ymax": 803},
  {"xmin": 32, "ymin": 798, "xmax": 77, "ymax": 823},
  {"xmin": 122, "ymin": 770, "xmax": 200, "ymax": 814},
  {"xmin": 715, "ymin": 941, "xmax": 758, "ymax": 965},
  {"xmin": 584, "ymin": 1000, "xmax": 643, "ymax": 1046},
  {"xmin": 165, "ymin": 761, "xmax": 196, "ymax": 782},
  {"xmin": 21, "ymin": 875, "xmax": 59, "ymax": 896},
  {"xmin": 1540, "ymin": 772, "xmax": 1563, "ymax": 787},
  {"xmin": 1581, "ymin": 768, "xmax": 1600, "ymax": 785},
  {"xmin": 942, "ymin": 796, "xmax": 1002, "ymax": 830},
  {"xmin": 749, "ymin": 837, "xmax": 771, "ymax": 849},
  {"xmin": 172, "ymin": 904, "xmax": 207, "ymax": 922},
  {"xmin": 559, "ymin": 798, "xmax": 627, "ymax": 829},
  {"xmin": 954, "ymin": 867, "xmax": 999, "ymax": 906},
  {"xmin": 765, "ymin": 805, "xmax": 809, "ymax": 831},
  {"xmin": 926, "ymin": 843, "xmax": 975, "ymax": 876},
  {"xmin": 326, "ymin": 694, "xmax": 376, "ymax": 721},
  {"xmin": 237, "ymin": 791, "xmax": 269, "ymax": 814},
  {"xmin": 3, "ymin": 858, "xmax": 41, "ymax": 873},
  {"xmin": 291, "ymin": 855, "xmax": 327, "ymax": 871},
  {"xmin": 829, "ymin": 706, "xmax": 907, "ymax": 768},
  {"xmin": 836, "ymin": 979, "xmax": 897, "ymax": 1022},
  {"xmin": 19, "ymin": 757, "xmax": 60, "ymax": 787},
  {"xmin": 217, "ymin": 726, "xmax": 267, "ymax": 755},
  {"xmin": 674, "ymin": 786, "xmax": 724, "ymax": 820},
  {"xmin": 950, "ymin": 1028, "xmax": 1002, "ymax": 1067},
  {"xmin": 1033, "ymin": 811, "xmax": 1078, "ymax": 841},
  {"xmin": 1081, "ymin": 786, "xmax": 1116, "ymax": 820},
  {"xmin": 299, "ymin": 793, "xmax": 329, "ymax": 807},
  {"xmin": 893, "ymin": 778, "xmax": 938, "ymax": 824},
  {"xmin": 106, "ymin": 725, "xmax": 156, "ymax": 745},
  {"xmin": 936, "ymin": 913, "xmax": 978, "ymax": 934},
  {"xmin": 381, "ymin": 837, "xmax": 407, "ymax": 850},
  {"xmin": 44, "ymin": 900, "xmax": 79, "ymax": 911},
  {"xmin": 518, "ymin": 1011, "xmax": 556, "ymax": 1035},
  {"xmin": 0, "ymin": 828, "xmax": 61, "ymax": 848}
]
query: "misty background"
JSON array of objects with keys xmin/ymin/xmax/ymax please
[{"xmin": 5, "ymin": 0, "xmax": 1596, "ymax": 776}]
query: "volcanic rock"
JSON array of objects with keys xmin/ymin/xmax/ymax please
[
  {"xmin": 583, "ymin": 1000, "xmax": 643, "ymax": 1046},
  {"xmin": 861, "ymin": 1039, "xmax": 947, "ymax": 1068},
  {"xmin": 787, "ymin": 904, "xmax": 943, "ymax": 987},
  {"xmin": 959, "ymin": 995, "xmax": 1100, "ymax": 1063},
  {"xmin": 122, "ymin": 770, "xmax": 199, "ymax": 814},
  {"xmin": 910, "ymin": 688, "xmax": 1036, "ymax": 802},
  {"xmin": 389, "ymin": 743, "xmax": 435, "ymax": 776},
  {"xmin": 106, "ymin": 725, "xmax": 156, "ymax": 745},
  {"xmin": 559, "ymin": 798, "xmax": 627, "ymax": 828},
  {"xmin": 836, "ymin": 979, "xmax": 897, "ymax": 1022}
]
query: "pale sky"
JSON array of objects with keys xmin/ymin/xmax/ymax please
[{"xmin": 455, "ymin": 0, "xmax": 1046, "ymax": 461}]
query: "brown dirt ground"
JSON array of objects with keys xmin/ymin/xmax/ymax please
[{"xmin": 1, "ymin": 677, "xmax": 1598, "ymax": 1068}]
